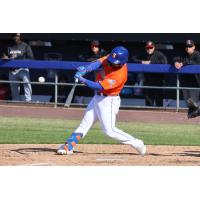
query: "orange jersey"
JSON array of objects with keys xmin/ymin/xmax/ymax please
[{"xmin": 96, "ymin": 56, "xmax": 127, "ymax": 96}]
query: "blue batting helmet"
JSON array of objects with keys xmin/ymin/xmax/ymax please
[{"xmin": 107, "ymin": 46, "xmax": 129, "ymax": 65}]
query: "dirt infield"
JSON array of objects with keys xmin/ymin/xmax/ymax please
[
  {"xmin": 0, "ymin": 104, "xmax": 200, "ymax": 166},
  {"xmin": 1, "ymin": 144, "xmax": 200, "ymax": 166}
]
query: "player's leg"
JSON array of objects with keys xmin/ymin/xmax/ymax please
[
  {"xmin": 19, "ymin": 69, "xmax": 32, "ymax": 102},
  {"xmin": 96, "ymin": 95, "xmax": 146, "ymax": 156},
  {"xmin": 144, "ymin": 88, "xmax": 154, "ymax": 106},
  {"xmin": 57, "ymin": 97, "xmax": 98, "ymax": 155},
  {"xmin": 9, "ymin": 71, "xmax": 20, "ymax": 101},
  {"xmin": 155, "ymin": 88, "xmax": 163, "ymax": 107},
  {"xmin": 187, "ymin": 98, "xmax": 200, "ymax": 118}
]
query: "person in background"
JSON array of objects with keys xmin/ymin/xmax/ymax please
[
  {"xmin": 2, "ymin": 33, "xmax": 34, "ymax": 102},
  {"xmin": 132, "ymin": 41, "xmax": 168, "ymax": 107},
  {"xmin": 173, "ymin": 39, "xmax": 200, "ymax": 118},
  {"xmin": 87, "ymin": 40, "xmax": 107, "ymax": 62},
  {"xmin": 78, "ymin": 40, "xmax": 107, "ymax": 62},
  {"xmin": 77, "ymin": 40, "xmax": 107, "ymax": 102}
]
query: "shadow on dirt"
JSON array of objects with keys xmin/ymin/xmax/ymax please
[
  {"xmin": 173, "ymin": 150, "xmax": 200, "ymax": 157},
  {"xmin": 11, "ymin": 148, "xmax": 84, "ymax": 155},
  {"xmin": 12, "ymin": 148, "xmax": 58, "ymax": 155}
]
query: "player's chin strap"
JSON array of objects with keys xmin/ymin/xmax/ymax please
[{"xmin": 66, "ymin": 133, "xmax": 83, "ymax": 151}]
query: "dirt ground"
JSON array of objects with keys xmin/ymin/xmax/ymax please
[
  {"xmin": 0, "ymin": 104, "xmax": 200, "ymax": 166},
  {"xmin": 1, "ymin": 144, "xmax": 200, "ymax": 166}
]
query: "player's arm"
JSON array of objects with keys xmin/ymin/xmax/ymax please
[
  {"xmin": 77, "ymin": 76, "xmax": 103, "ymax": 91},
  {"xmin": 76, "ymin": 60, "xmax": 102, "ymax": 77}
]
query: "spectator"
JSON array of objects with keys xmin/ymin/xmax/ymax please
[
  {"xmin": 87, "ymin": 40, "xmax": 107, "ymax": 62},
  {"xmin": 2, "ymin": 33, "xmax": 34, "ymax": 102},
  {"xmin": 132, "ymin": 41, "xmax": 168, "ymax": 107},
  {"xmin": 76, "ymin": 40, "xmax": 107, "ymax": 102},
  {"xmin": 173, "ymin": 39, "xmax": 200, "ymax": 115},
  {"xmin": 3, "ymin": 33, "xmax": 34, "ymax": 102},
  {"xmin": 78, "ymin": 40, "xmax": 107, "ymax": 62}
]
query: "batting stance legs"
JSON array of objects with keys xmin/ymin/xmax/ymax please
[{"xmin": 57, "ymin": 95, "xmax": 146, "ymax": 156}]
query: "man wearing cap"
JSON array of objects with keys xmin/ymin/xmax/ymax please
[
  {"xmin": 173, "ymin": 39, "xmax": 200, "ymax": 118},
  {"xmin": 132, "ymin": 41, "xmax": 168, "ymax": 107},
  {"xmin": 2, "ymin": 33, "xmax": 34, "ymax": 102}
]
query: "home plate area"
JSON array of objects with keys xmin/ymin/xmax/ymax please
[{"xmin": 1, "ymin": 144, "xmax": 200, "ymax": 166}]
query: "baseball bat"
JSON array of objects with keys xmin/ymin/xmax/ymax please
[{"xmin": 64, "ymin": 79, "xmax": 78, "ymax": 108}]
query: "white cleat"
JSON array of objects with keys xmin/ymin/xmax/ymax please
[
  {"xmin": 57, "ymin": 144, "xmax": 73, "ymax": 155},
  {"xmin": 135, "ymin": 139, "xmax": 146, "ymax": 156}
]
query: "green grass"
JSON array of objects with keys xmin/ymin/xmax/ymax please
[{"xmin": 0, "ymin": 116, "xmax": 200, "ymax": 146}]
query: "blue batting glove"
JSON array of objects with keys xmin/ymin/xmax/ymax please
[
  {"xmin": 74, "ymin": 71, "xmax": 82, "ymax": 80},
  {"xmin": 77, "ymin": 66, "xmax": 87, "ymax": 73}
]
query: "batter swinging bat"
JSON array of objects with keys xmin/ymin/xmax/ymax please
[{"xmin": 64, "ymin": 79, "xmax": 78, "ymax": 108}]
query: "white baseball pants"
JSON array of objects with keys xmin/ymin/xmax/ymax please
[{"xmin": 74, "ymin": 94, "xmax": 142, "ymax": 149}]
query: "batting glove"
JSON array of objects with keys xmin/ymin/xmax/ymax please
[
  {"xmin": 77, "ymin": 66, "xmax": 87, "ymax": 75},
  {"xmin": 74, "ymin": 71, "xmax": 83, "ymax": 79}
]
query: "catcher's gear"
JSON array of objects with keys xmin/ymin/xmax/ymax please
[
  {"xmin": 187, "ymin": 98, "xmax": 200, "ymax": 119},
  {"xmin": 107, "ymin": 46, "xmax": 129, "ymax": 65}
]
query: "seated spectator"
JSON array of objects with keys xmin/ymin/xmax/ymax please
[
  {"xmin": 173, "ymin": 39, "xmax": 200, "ymax": 117},
  {"xmin": 132, "ymin": 41, "xmax": 168, "ymax": 107},
  {"xmin": 78, "ymin": 40, "xmax": 107, "ymax": 62}
]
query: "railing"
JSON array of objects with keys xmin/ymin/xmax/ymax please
[{"xmin": 1, "ymin": 59, "xmax": 200, "ymax": 111}]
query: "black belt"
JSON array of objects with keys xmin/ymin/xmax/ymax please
[{"xmin": 97, "ymin": 92, "xmax": 118, "ymax": 97}]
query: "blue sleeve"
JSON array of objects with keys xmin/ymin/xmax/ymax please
[
  {"xmin": 86, "ymin": 60, "xmax": 102, "ymax": 71},
  {"xmin": 77, "ymin": 60, "xmax": 102, "ymax": 75},
  {"xmin": 79, "ymin": 77, "xmax": 103, "ymax": 91}
]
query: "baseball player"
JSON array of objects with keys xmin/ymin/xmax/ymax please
[{"xmin": 57, "ymin": 46, "xmax": 146, "ymax": 156}]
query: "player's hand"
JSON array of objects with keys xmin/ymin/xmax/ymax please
[
  {"xmin": 74, "ymin": 71, "xmax": 83, "ymax": 80},
  {"xmin": 77, "ymin": 66, "xmax": 87, "ymax": 72},
  {"xmin": 1, "ymin": 55, "xmax": 9, "ymax": 60},
  {"xmin": 74, "ymin": 75, "xmax": 85, "ymax": 84},
  {"xmin": 142, "ymin": 60, "xmax": 151, "ymax": 64}
]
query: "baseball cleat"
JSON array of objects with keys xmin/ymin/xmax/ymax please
[
  {"xmin": 135, "ymin": 139, "xmax": 146, "ymax": 156},
  {"xmin": 57, "ymin": 144, "xmax": 73, "ymax": 155}
]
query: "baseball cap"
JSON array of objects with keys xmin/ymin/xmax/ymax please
[
  {"xmin": 145, "ymin": 41, "xmax": 155, "ymax": 48},
  {"xmin": 91, "ymin": 40, "xmax": 100, "ymax": 47},
  {"xmin": 185, "ymin": 39, "xmax": 194, "ymax": 47}
]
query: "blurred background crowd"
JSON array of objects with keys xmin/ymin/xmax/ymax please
[{"xmin": 0, "ymin": 33, "xmax": 200, "ymax": 108}]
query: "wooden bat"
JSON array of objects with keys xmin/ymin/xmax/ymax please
[{"xmin": 64, "ymin": 79, "xmax": 78, "ymax": 108}]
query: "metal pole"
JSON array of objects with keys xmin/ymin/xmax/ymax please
[
  {"xmin": 54, "ymin": 72, "xmax": 58, "ymax": 108},
  {"xmin": 176, "ymin": 73, "xmax": 180, "ymax": 112}
]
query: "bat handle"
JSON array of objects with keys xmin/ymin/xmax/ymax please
[{"xmin": 75, "ymin": 78, "xmax": 78, "ymax": 83}]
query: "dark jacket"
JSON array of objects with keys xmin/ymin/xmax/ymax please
[
  {"xmin": 78, "ymin": 48, "xmax": 107, "ymax": 62},
  {"xmin": 132, "ymin": 50, "xmax": 167, "ymax": 64},
  {"xmin": 132, "ymin": 50, "xmax": 168, "ymax": 86},
  {"xmin": 174, "ymin": 51, "xmax": 200, "ymax": 87}
]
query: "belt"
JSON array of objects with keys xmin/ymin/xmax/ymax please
[{"xmin": 97, "ymin": 92, "xmax": 119, "ymax": 97}]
